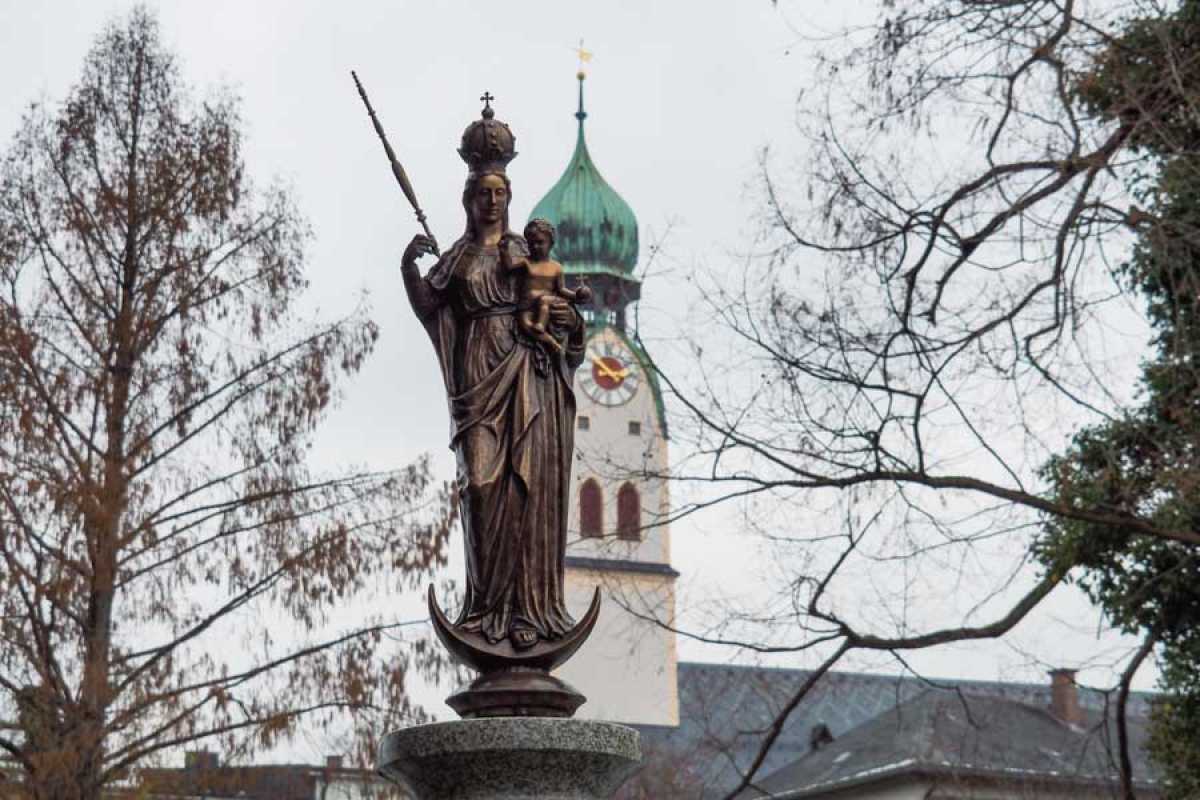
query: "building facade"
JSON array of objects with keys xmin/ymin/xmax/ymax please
[{"xmin": 526, "ymin": 72, "xmax": 679, "ymax": 728}]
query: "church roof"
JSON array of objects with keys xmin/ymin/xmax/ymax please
[{"xmin": 528, "ymin": 75, "xmax": 639, "ymax": 277}]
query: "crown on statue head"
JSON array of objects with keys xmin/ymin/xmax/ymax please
[{"xmin": 459, "ymin": 92, "xmax": 518, "ymax": 177}]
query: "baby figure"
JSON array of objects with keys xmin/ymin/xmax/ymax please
[{"xmin": 502, "ymin": 218, "xmax": 592, "ymax": 352}]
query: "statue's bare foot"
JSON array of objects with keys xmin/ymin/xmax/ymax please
[
  {"xmin": 511, "ymin": 627, "xmax": 538, "ymax": 650},
  {"xmin": 538, "ymin": 333, "xmax": 564, "ymax": 353}
]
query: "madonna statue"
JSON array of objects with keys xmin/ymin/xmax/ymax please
[{"xmin": 400, "ymin": 99, "xmax": 598, "ymax": 719}]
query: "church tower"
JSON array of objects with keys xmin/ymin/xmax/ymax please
[{"xmin": 528, "ymin": 73, "xmax": 679, "ymax": 727}]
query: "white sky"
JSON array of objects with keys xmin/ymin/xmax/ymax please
[{"xmin": 0, "ymin": 0, "xmax": 1156, "ymax": 756}]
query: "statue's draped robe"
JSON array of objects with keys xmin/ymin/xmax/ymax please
[{"xmin": 404, "ymin": 237, "xmax": 584, "ymax": 643}]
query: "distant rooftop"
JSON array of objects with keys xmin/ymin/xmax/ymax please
[
  {"xmin": 135, "ymin": 754, "xmax": 400, "ymax": 800},
  {"xmin": 745, "ymin": 688, "xmax": 1160, "ymax": 798},
  {"xmin": 631, "ymin": 661, "xmax": 1156, "ymax": 799}
]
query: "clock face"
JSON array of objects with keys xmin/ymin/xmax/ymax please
[{"xmin": 579, "ymin": 333, "xmax": 641, "ymax": 406}]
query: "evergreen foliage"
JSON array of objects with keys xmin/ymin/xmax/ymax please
[{"xmin": 1039, "ymin": 3, "xmax": 1200, "ymax": 794}]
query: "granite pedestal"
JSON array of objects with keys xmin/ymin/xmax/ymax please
[{"xmin": 378, "ymin": 717, "xmax": 641, "ymax": 799}]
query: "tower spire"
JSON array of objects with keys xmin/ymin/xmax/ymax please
[
  {"xmin": 576, "ymin": 71, "xmax": 587, "ymax": 125},
  {"xmin": 527, "ymin": 65, "xmax": 640, "ymax": 297},
  {"xmin": 574, "ymin": 38, "xmax": 591, "ymax": 128}
]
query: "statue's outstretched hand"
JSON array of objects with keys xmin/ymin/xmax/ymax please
[{"xmin": 403, "ymin": 234, "xmax": 438, "ymax": 270}]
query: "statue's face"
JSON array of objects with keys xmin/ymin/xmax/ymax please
[{"xmin": 472, "ymin": 174, "xmax": 508, "ymax": 226}]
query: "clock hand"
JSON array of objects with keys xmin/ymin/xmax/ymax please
[
  {"xmin": 602, "ymin": 364, "xmax": 630, "ymax": 381},
  {"xmin": 591, "ymin": 356, "xmax": 624, "ymax": 381}
]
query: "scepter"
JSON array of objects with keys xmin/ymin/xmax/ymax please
[{"xmin": 351, "ymin": 70, "xmax": 439, "ymax": 254}]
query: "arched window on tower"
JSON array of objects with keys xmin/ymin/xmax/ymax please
[
  {"xmin": 617, "ymin": 483, "xmax": 641, "ymax": 541},
  {"xmin": 580, "ymin": 479, "xmax": 603, "ymax": 538}
]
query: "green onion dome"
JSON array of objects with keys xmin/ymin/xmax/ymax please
[{"xmin": 528, "ymin": 75, "xmax": 638, "ymax": 276}]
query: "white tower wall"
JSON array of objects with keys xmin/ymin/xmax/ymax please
[
  {"xmin": 560, "ymin": 565, "xmax": 678, "ymax": 726},
  {"xmin": 556, "ymin": 325, "xmax": 678, "ymax": 727}
]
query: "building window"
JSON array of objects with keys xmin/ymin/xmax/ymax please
[
  {"xmin": 617, "ymin": 482, "xmax": 640, "ymax": 541},
  {"xmin": 580, "ymin": 478, "xmax": 603, "ymax": 538},
  {"xmin": 627, "ymin": 420, "xmax": 641, "ymax": 436},
  {"xmin": 578, "ymin": 415, "xmax": 590, "ymax": 431}
]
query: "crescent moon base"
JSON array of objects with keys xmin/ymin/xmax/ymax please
[{"xmin": 427, "ymin": 585, "xmax": 603, "ymax": 718}]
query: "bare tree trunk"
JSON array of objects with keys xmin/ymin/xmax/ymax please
[
  {"xmin": 78, "ymin": 47, "xmax": 145, "ymax": 799},
  {"xmin": 1118, "ymin": 636, "xmax": 1156, "ymax": 800}
]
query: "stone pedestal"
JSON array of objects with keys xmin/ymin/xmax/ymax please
[{"xmin": 378, "ymin": 717, "xmax": 641, "ymax": 800}]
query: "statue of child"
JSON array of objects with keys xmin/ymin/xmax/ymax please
[{"xmin": 502, "ymin": 218, "xmax": 592, "ymax": 353}]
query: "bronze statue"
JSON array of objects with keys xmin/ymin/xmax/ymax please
[{"xmin": 376, "ymin": 90, "xmax": 599, "ymax": 717}]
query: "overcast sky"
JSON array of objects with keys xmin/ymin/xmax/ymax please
[{"xmin": 0, "ymin": 0, "xmax": 1154, "ymax": 738}]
